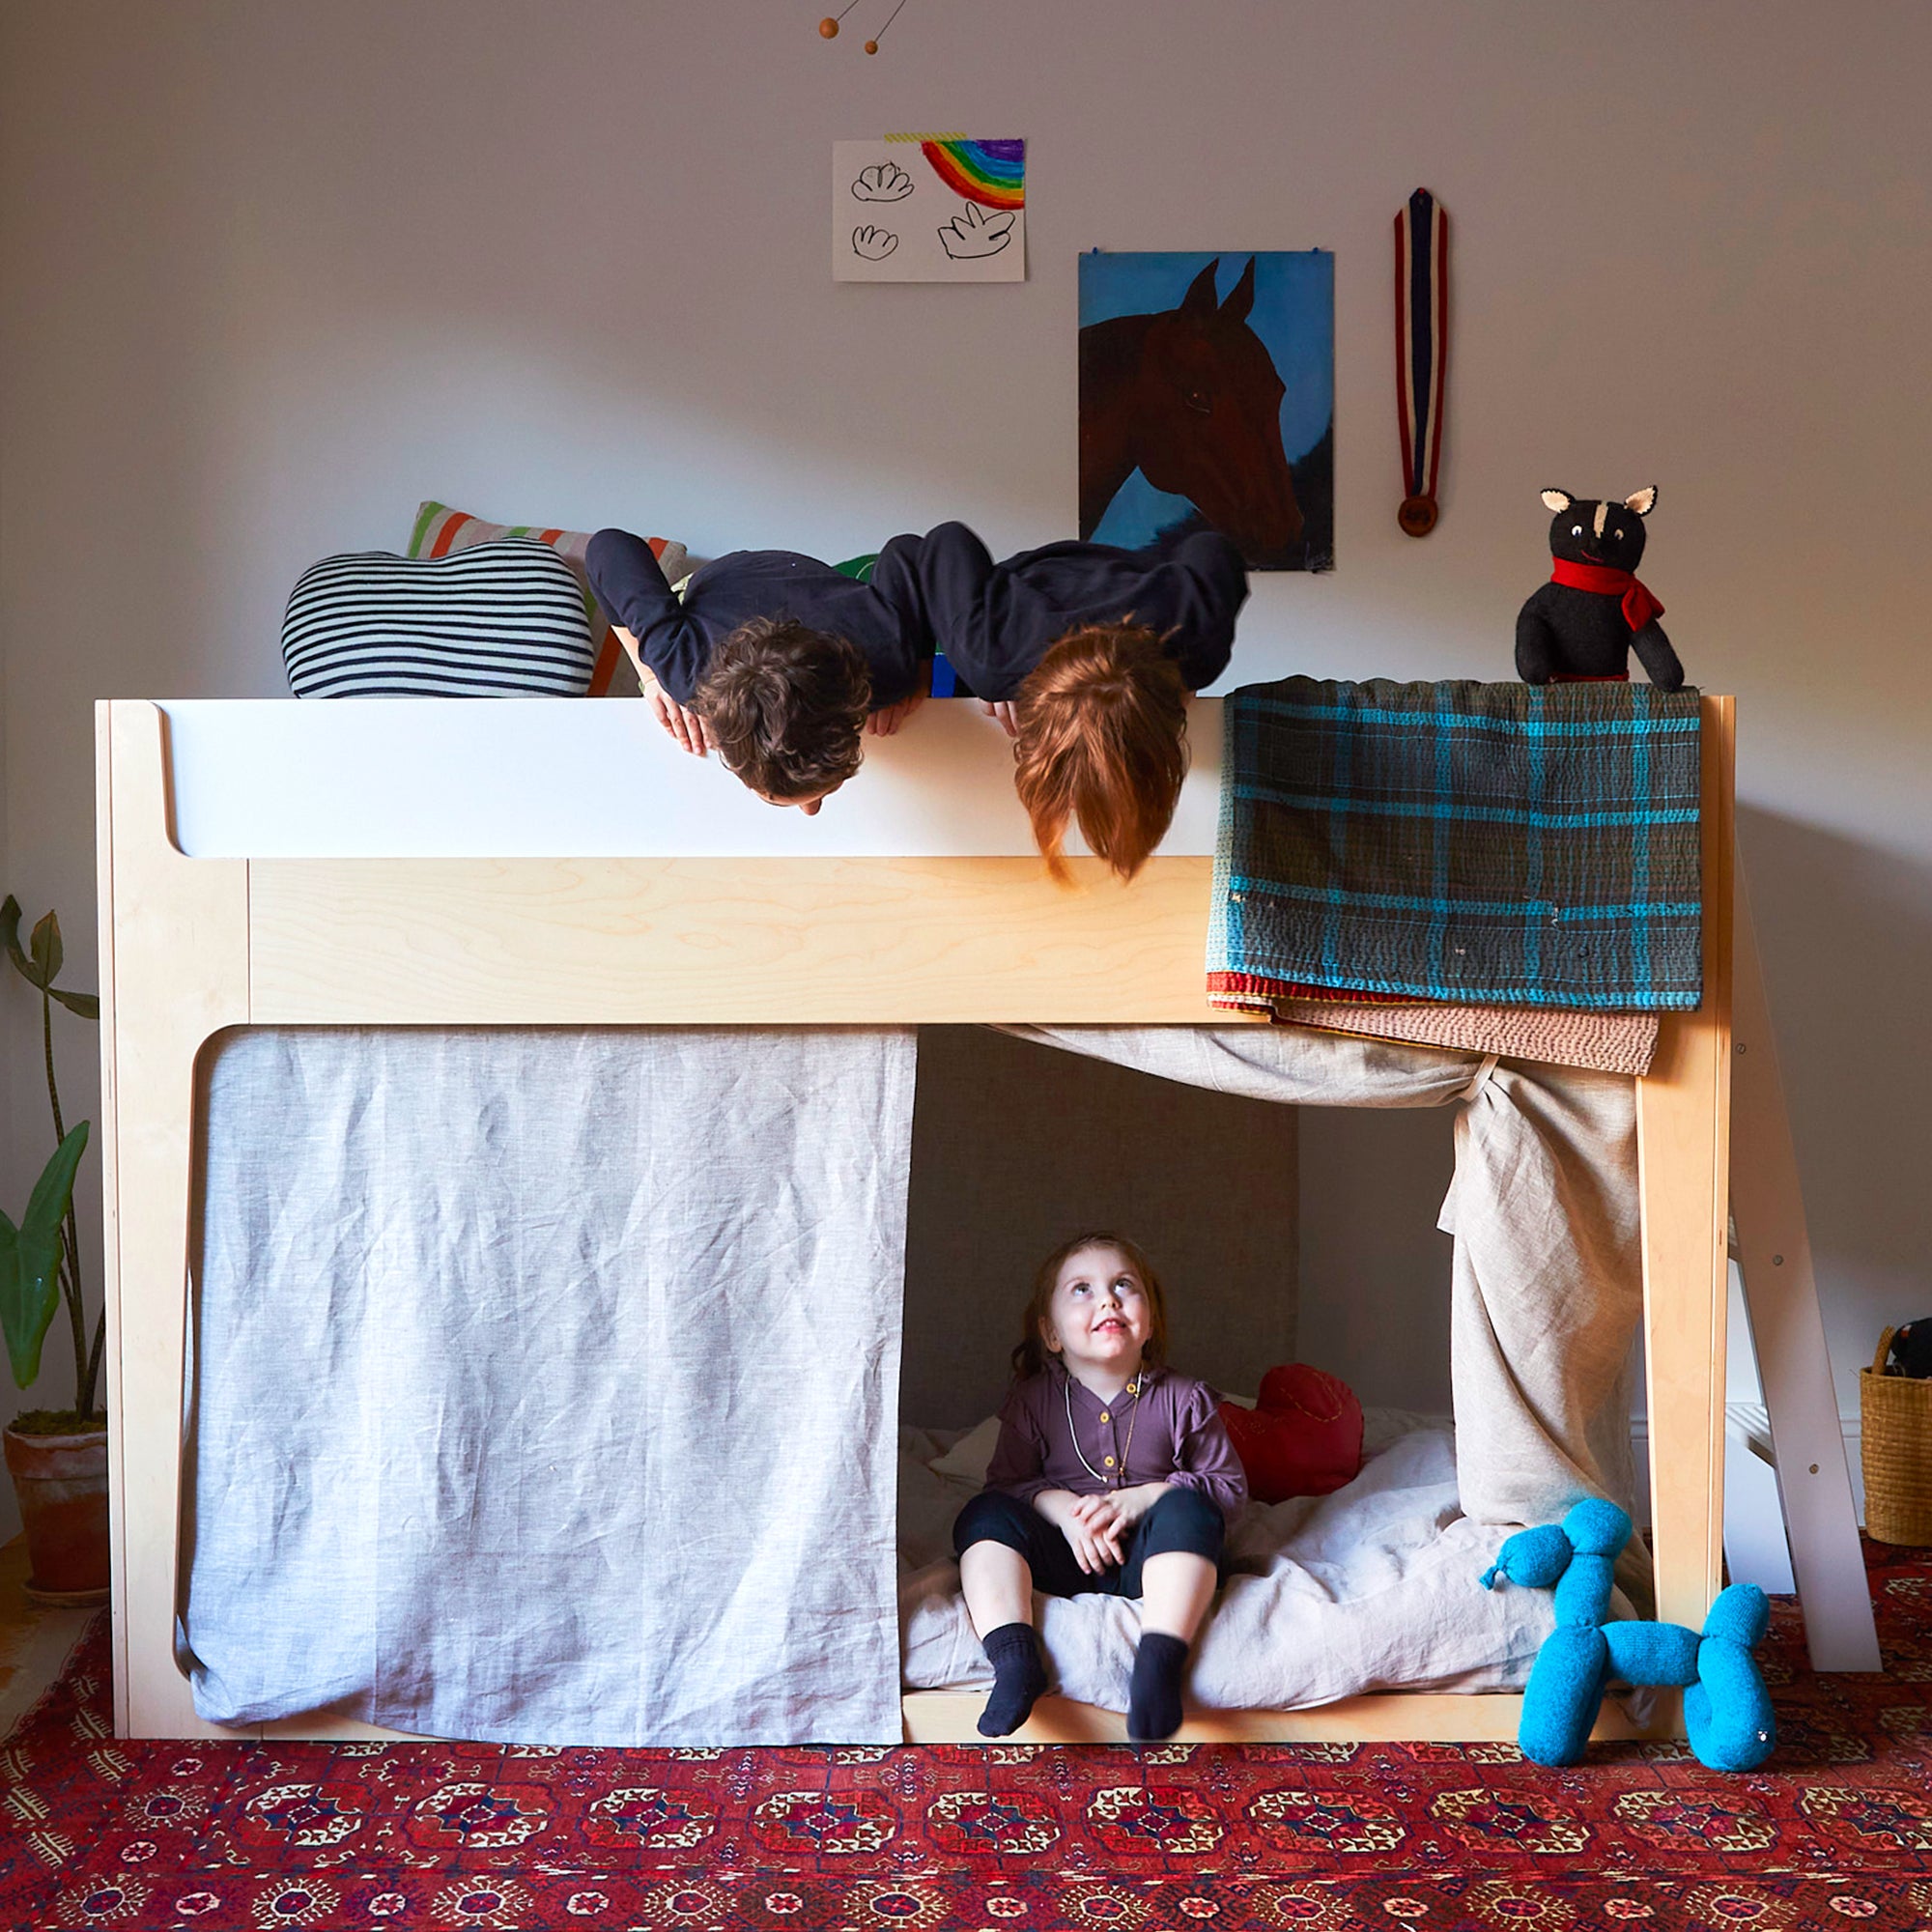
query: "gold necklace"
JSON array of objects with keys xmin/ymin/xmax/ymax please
[{"xmin": 1065, "ymin": 1368, "xmax": 1146, "ymax": 1490}]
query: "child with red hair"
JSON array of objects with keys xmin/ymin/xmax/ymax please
[{"xmin": 896, "ymin": 522, "xmax": 1249, "ymax": 879}]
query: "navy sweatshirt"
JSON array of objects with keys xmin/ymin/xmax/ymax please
[
  {"xmin": 892, "ymin": 521, "xmax": 1250, "ymax": 701},
  {"xmin": 584, "ymin": 527, "xmax": 931, "ymax": 709}
]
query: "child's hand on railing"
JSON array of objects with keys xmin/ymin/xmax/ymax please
[
  {"xmin": 639, "ymin": 663, "xmax": 714, "ymax": 756},
  {"xmin": 867, "ymin": 662, "xmax": 931, "ymax": 737}
]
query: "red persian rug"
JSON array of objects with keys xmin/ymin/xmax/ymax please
[{"xmin": 3, "ymin": 1547, "xmax": 1930, "ymax": 1932}]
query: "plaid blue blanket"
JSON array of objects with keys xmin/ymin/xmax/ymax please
[{"xmin": 1209, "ymin": 679, "xmax": 1702, "ymax": 1011}]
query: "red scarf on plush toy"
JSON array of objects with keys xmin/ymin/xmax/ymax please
[{"xmin": 1549, "ymin": 557, "xmax": 1665, "ymax": 633}]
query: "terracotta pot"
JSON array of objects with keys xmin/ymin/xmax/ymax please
[{"xmin": 4, "ymin": 1423, "xmax": 109, "ymax": 1604}]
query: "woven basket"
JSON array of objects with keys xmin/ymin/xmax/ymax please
[{"xmin": 1861, "ymin": 1327, "xmax": 1932, "ymax": 1546}]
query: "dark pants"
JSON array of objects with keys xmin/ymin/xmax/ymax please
[{"xmin": 953, "ymin": 1488, "xmax": 1224, "ymax": 1600}]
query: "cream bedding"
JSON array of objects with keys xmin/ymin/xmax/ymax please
[{"xmin": 899, "ymin": 1411, "xmax": 1577, "ymax": 1712}]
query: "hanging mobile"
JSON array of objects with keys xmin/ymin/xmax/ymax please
[
  {"xmin": 1395, "ymin": 187, "xmax": 1448, "ymax": 537},
  {"xmin": 819, "ymin": 0, "xmax": 910, "ymax": 53}
]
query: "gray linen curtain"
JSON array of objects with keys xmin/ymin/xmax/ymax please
[
  {"xmin": 184, "ymin": 1027, "xmax": 915, "ymax": 1746},
  {"xmin": 1001, "ymin": 1026, "xmax": 1647, "ymax": 1603}
]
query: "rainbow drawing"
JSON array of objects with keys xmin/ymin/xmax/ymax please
[{"xmin": 920, "ymin": 138, "xmax": 1026, "ymax": 210}]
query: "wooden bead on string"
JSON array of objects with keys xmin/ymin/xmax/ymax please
[{"xmin": 819, "ymin": 0, "xmax": 904, "ymax": 52}]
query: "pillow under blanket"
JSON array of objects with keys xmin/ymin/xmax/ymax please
[{"xmin": 283, "ymin": 540, "xmax": 595, "ymax": 697}]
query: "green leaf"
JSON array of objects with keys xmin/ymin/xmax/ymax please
[
  {"xmin": 50, "ymin": 987, "xmax": 99, "ymax": 1021},
  {"xmin": 28, "ymin": 911, "xmax": 61, "ymax": 987},
  {"xmin": 0, "ymin": 1211, "xmax": 60, "ymax": 1389},
  {"xmin": 0, "ymin": 896, "xmax": 27, "ymax": 982},
  {"xmin": 25, "ymin": 1122, "xmax": 87, "ymax": 1238},
  {"xmin": 0, "ymin": 1125, "xmax": 86, "ymax": 1391}
]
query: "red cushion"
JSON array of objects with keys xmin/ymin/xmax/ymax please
[{"xmin": 1218, "ymin": 1364, "xmax": 1364, "ymax": 1504}]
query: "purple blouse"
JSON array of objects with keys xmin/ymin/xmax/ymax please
[{"xmin": 982, "ymin": 1364, "xmax": 1249, "ymax": 1524}]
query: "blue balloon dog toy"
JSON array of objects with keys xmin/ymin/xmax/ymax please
[{"xmin": 1480, "ymin": 1498, "xmax": 1775, "ymax": 1771}]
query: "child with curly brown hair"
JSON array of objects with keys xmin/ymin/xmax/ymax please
[
  {"xmin": 585, "ymin": 528, "xmax": 933, "ymax": 813},
  {"xmin": 588, "ymin": 521, "xmax": 1245, "ymax": 848}
]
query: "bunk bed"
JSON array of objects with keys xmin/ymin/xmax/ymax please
[{"xmin": 94, "ymin": 693, "xmax": 1735, "ymax": 1746}]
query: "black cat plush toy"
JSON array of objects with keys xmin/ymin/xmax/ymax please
[{"xmin": 1516, "ymin": 487, "xmax": 1684, "ymax": 690}]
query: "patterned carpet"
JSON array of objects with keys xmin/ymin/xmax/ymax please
[{"xmin": 2, "ymin": 1548, "xmax": 1930, "ymax": 1932}]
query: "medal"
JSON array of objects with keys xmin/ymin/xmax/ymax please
[{"xmin": 1395, "ymin": 188, "xmax": 1448, "ymax": 537}]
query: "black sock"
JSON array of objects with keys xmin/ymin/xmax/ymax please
[
  {"xmin": 1127, "ymin": 1632, "xmax": 1191, "ymax": 1741},
  {"xmin": 978, "ymin": 1622, "xmax": 1048, "ymax": 1738}
]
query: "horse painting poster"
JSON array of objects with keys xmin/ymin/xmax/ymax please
[
  {"xmin": 1079, "ymin": 250, "xmax": 1334, "ymax": 571},
  {"xmin": 833, "ymin": 138, "xmax": 1026, "ymax": 282}
]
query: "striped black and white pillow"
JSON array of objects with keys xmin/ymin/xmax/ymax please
[{"xmin": 282, "ymin": 541, "xmax": 596, "ymax": 697}]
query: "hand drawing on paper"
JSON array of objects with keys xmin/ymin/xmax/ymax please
[
  {"xmin": 834, "ymin": 136, "xmax": 1023, "ymax": 281},
  {"xmin": 937, "ymin": 202, "xmax": 1015, "ymax": 260},
  {"xmin": 851, "ymin": 160, "xmax": 915, "ymax": 202}
]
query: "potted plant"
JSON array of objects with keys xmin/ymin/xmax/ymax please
[{"xmin": 0, "ymin": 896, "xmax": 104, "ymax": 1604}]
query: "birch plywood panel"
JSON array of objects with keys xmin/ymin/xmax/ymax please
[
  {"xmin": 248, "ymin": 855, "xmax": 1226, "ymax": 1025},
  {"xmin": 899, "ymin": 1690, "xmax": 1661, "ymax": 1745},
  {"xmin": 99, "ymin": 704, "xmax": 249, "ymax": 1738},
  {"xmin": 1637, "ymin": 696, "xmax": 1736, "ymax": 1632}
]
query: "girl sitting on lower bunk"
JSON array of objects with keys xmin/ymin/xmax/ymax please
[{"xmin": 952, "ymin": 1232, "xmax": 1248, "ymax": 1743}]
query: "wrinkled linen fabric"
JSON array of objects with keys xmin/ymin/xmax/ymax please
[
  {"xmin": 1000, "ymin": 1026, "xmax": 1648, "ymax": 1607},
  {"xmin": 901, "ymin": 1414, "xmax": 1575, "ymax": 1708},
  {"xmin": 184, "ymin": 1028, "xmax": 916, "ymax": 1746},
  {"xmin": 1448, "ymin": 1058, "xmax": 1648, "ymax": 1607}
]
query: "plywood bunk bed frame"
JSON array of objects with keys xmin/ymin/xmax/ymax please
[{"xmin": 95, "ymin": 695, "xmax": 1736, "ymax": 1747}]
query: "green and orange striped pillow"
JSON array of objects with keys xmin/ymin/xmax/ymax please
[{"xmin": 408, "ymin": 502, "xmax": 689, "ymax": 697}]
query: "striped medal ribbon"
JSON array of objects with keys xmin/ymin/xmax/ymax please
[{"xmin": 1395, "ymin": 187, "xmax": 1448, "ymax": 536}]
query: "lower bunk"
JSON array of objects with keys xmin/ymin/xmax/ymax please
[
  {"xmin": 895, "ymin": 1411, "xmax": 1662, "ymax": 1746},
  {"xmin": 171, "ymin": 1018, "xmax": 1662, "ymax": 1747}
]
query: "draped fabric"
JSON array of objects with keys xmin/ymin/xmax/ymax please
[
  {"xmin": 1000, "ymin": 1026, "xmax": 1648, "ymax": 1605},
  {"xmin": 184, "ymin": 1028, "xmax": 916, "ymax": 1746}
]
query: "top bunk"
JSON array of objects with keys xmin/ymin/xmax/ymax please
[
  {"xmin": 104, "ymin": 696, "xmax": 1226, "ymax": 1025},
  {"xmin": 100, "ymin": 691, "xmax": 1731, "ymax": 1030}
]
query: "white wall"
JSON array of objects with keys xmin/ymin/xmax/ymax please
[{"xmin": 4, "ymin": 1, "xmax": 1930, "ymax": 1533}]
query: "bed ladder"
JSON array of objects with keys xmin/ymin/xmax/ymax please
[{"xmin": 1727, "ymin": 860, "xmax": 1882, "ymax": 1673}]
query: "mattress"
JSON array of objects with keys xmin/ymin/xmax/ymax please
[{"xmin": 899, "ymin": 1410, "xmax": 1576, "ymax": 1711}]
